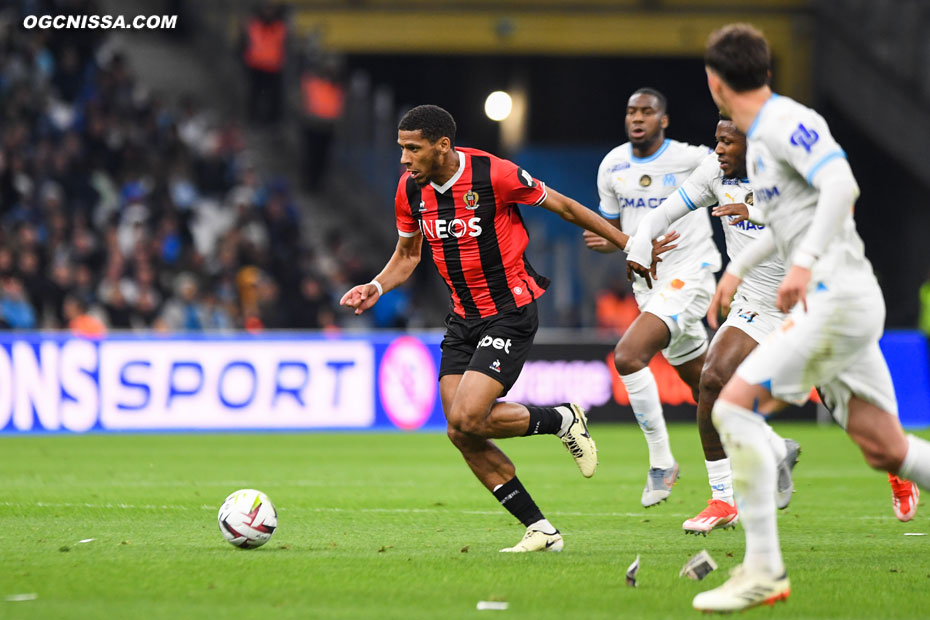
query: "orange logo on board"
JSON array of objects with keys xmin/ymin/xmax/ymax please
[{"xmin": 670, "ymin": 279, "xmax": 685, "ymax": 290}]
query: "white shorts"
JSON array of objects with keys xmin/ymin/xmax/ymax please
[
  {"xmin": 720, "ymin": 293, "xmax": 785, "ymax": 344},
  {"xmin": 636, "ymin": 268, "xmax": 715, "ymax": 366},
  {"xmin": 735, "ymin": 280, "xmax": 898, "ymax": 429}
]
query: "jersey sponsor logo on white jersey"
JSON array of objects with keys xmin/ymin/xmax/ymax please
[
  {"xmin": 622, "ymin": 196, "xmax": 667, "ymax": 209},
  {"xmin": 731, "ymin": 219, "xmax": 765, "ymax": 232},
  {"xmin": 789, "ymin": 123, "xmax": 820, "ymax": 152},
  {"xmin": 756, "ymin": 186, "xmax": 781, "ymax": 203}
]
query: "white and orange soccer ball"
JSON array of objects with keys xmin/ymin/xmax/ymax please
[{"xmin": 217, "ymin": 489, "xmax": 277, "ymax": 549}]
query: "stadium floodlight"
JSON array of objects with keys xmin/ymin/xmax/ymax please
[{"xmin": 484, "ymin": 91, "xmax": 513, "ymax": 122}]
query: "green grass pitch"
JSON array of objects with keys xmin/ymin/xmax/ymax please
[{"xmin": 2, "ymin": 423, "xmax": 929, "ymax": 619}]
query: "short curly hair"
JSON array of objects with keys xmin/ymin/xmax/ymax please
[
  {"xmin": 705, "ymin": 23, "xmax": 771, "ymax": 92},
  {"xmin": 631, "ymin": 87, "xmax": 668, "ymax": 114},
  {"xmin": 398, "ymin": 105, "xmax": 456, "ymax": 145}
]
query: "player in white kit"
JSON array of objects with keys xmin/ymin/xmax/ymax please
[
  {"xmin": 585, "ymin": 87, "xmax": 722, "ymax": 507},
  {"xmin": 625, "ymin": 116, "xmax": 800, "ymax": 534},
  {"xmin": 693, "ymin": 24, "xmax": 930, "ymax": 612}
]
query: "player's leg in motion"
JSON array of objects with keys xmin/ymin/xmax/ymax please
[
  {"xmin": 683, "ymin": 326, "xmax": 753, "ymax": 534},
  {"xmin": 693, "ymin": 377, "xmax": 791, "ymax": 612},
  {"xmin": 683, "ymin": 326, "xmax": 799, "ymax": 535},
  {"xmin": 613, "ymin": 312, "xmax": 681, "ymax": 507},
  {"xmin": 696, "ymin": 368, "xmax": 930, "ymax": 611},
  {"xmin": 844, "ymin": 396, "xmax": 930, "ymax": 503},
  {"xmin": 440, "ymin": 372, "xmax": 596, "ymax": 552},
  {"xmin": 820, "ymin": 389, "xmax": 920, "ymax": 521}
]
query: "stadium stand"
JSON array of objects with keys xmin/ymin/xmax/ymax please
[{"xmin": 0, "ymin": 1, "xmax": 380, "ymax": 332}]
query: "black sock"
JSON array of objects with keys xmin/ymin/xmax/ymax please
[
  {"xmin": 523, "ymin": 405, "xmax": 564, "ymax": 436},
  {"xmin": 492, "ymin": 476, "xmax": 545, "ymax": 527}
]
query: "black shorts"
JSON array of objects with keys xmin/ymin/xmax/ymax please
[{"xmin": 438, "ymin": 301, "xmax": 539, "ymax": 396}]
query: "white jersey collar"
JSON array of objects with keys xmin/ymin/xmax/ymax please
[
  {"xmin": 746, "ymin": 93, "xmax": 780, "ymax": 139},
  {"xmin": 431, "ymin": 150, "xmax": 466, "ymax": 194}
]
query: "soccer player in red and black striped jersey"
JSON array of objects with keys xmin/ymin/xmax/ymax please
[{"xmin": 341, "ymin": 105, "xmax": 673, "ymax": 552}]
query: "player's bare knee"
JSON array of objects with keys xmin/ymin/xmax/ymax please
[
  {"xmin": 699, "ymin": 366, "xmax": 727, "ymax": 402},
  {"xmin": 614, "ymin": 346, "xmax": 646, "ymax": 376},
  {"xmin": 448, "ymin": 403, "xmax": 486, "ymax": 436},
  {"xmin": 446, "ymin": 425, "xmax": 472, "ymax": 450},
  {"xmin": 446, "ymin": 425, "xmax": 462, "ymax": 444}
]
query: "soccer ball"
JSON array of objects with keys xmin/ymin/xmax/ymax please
[{"xmin": 217, "ymin": 489, "xmax": 277, "ymax": 549}]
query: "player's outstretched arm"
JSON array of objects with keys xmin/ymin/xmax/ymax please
[
  {"xmin": 542, "ymin": 188, "xmax": 632, "ymax": 250},
  {"xmin": 582, "ymin": 229, "xmax": 620, "ymax": 254},
  {"xmin": 340, "ymin": 233, "xmax": 422, "ymax": 315}
]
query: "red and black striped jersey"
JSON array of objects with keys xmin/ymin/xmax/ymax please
[{"xmin": 395, "ymin": 147, "xmax": 550, "ymax": 319}]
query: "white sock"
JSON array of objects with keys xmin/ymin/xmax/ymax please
[
  {"xmin": 621, "ymin": 367, "xmax": 674, "ymax": 469},
  {"xmin": 764, "ymin": 423, "xmax": 787, "ymax": 462},
  {"xmin": 712, "ymin": 400, "xmax": 784, "ymax": 577},
  {"xmin": 899, "ymin": 434, "xmax": 930, "ymax": 490},
  {"xmin": 554, "ymin": 405, "xmax": 575, "ymax": 438},
  {"xmin": 527, "ymin": 518, "xmax": 557, "ymax": 534},
  {"xmin": 706, "ymin": 458, "xmax": 734, "ymax": 504}
]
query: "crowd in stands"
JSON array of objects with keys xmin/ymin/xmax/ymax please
[{"xmin": 0, "ymin": 1, "xmax": 378, "ymax": 333}]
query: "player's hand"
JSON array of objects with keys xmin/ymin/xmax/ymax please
[
  {"xmin": 712, "ymin": 203, "xmax": 749, "ymax": 224},
  {"xmin": 626, "ymin": 231, "xmax": 680, "ymax": 288},
  {"xmin": 652, "ymin": 230, "xmax": 679, "ymax": 257},
  {"xmin": 583, "ymin": 230, "xmax": 619, "ymax": 253},
  {"xmin": 339, "ymin": 283, "xmax": 381, "ymax": 315},
  {"xmin": 626, "ymin": 260, "xmax": 652, "ymax": 288},
  {"xmin": 707, "ymin": 271, "xmax": 741, "ymax": 330},
  {"xmin": 776, "ymin": 265, "xmax": 811, "ymax": 314}
]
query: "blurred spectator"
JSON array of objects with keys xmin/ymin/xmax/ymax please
[
  {"xmin": 158, "ymin": 272, "xmax": 206, "ymax": 331},
  {"xmin": 595, "ymin": 277, "xmax": 640, "ymax": 336},
  {"xmin": 299, "ymin": 50, "xmax": 345, "ymax": 192},
  {"xmin": 16, "ymin": 249, "xmax": 45, "ymax": 319},
  {"xmin": 291, "ymin": 273, "xmax": 335, "ymax": 329},
  {"xmin": 64, "ymin": 294, "xmax": 106, "ymax": 338},
  {"xmin": 240, "ymin": 2, "xmax": 288, "ymax": 125},
  {"xmin": 0, "ymin": 276, "xmax": 36, "ymax": 329},
  {"xmin": 256, "ymin": 273, "xmax": 286, "ymax": 328}
]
